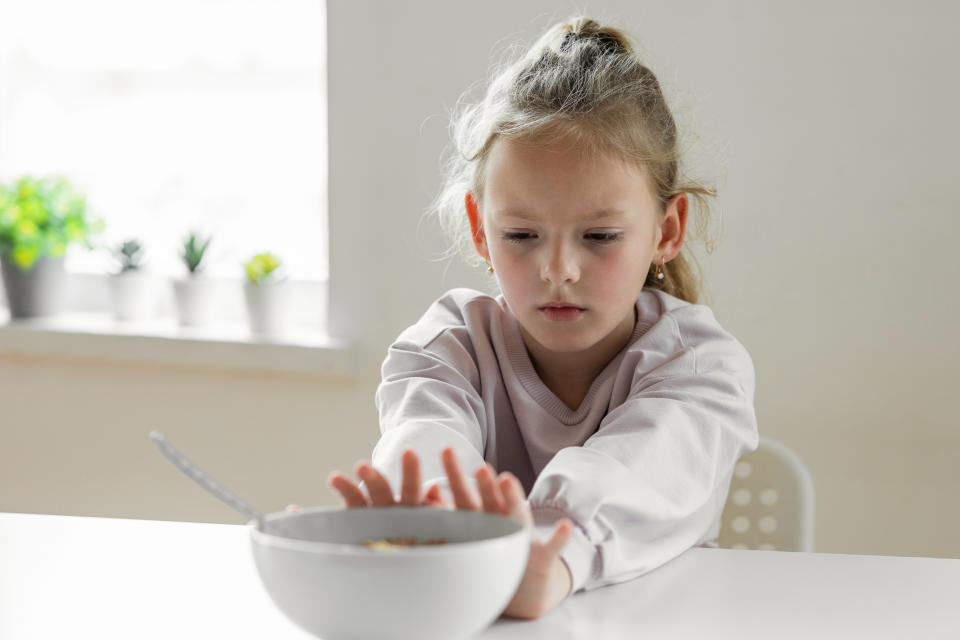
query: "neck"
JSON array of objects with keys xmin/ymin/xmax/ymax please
[{"xmin": 520, "ymin": 306, "xmax": 637, "ymax": 393}]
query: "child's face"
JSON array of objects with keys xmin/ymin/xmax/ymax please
[{"xmin": 469, "ymin": 137, "xmax": 685, "ymax": 355}]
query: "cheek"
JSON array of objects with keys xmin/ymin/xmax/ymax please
[
  {"xmin": 591, "ymin": 248, "xmax": 649, "ymax": 290},
  {"xmin": 592, "ymin": 248, "xmax": 632, "ymax": 275},
  {"xmin": 490, "ymin": 240, "xmax": 532, "ymax": 269},
  {"xmin": 494, "ymin": 252, "xmax": 533, "ymax": 293}
]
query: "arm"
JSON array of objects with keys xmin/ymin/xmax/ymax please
[
  {"xmin": 327, "ymin": 295, "xmax": 490, "ymax": 504},
  {"xmin": 371, "ymin": 322, "xmax": 489, "ymax": 500},
  {"xmin": 529, "ymin": 340, "xmax": 759, "ymax": 594},
  {"xmin": 341, "ymin": 315, "xmax": 576, "ymax": 618}
]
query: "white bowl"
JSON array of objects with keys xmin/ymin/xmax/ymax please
[{"xmin": 249, "ymin": 506, "xmax": 530, "ymax": 640}]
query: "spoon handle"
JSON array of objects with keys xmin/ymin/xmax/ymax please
[{"xmin": 149, "ymin": 430, "xmax": 264, "ymax": 524}]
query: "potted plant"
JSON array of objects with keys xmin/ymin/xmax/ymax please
[
  {"xmin": 108, "ymin": 238, "xmax": 155, "ymax": 322},
  {"xmin": 172, "ymin": 231, "xmax": 216, "ymax": 327},
  {"xmin": 243, "ymin": 251, "xmax": 289, "ymax": 337},
  {"xmin": 0, "ymin": 175, "xmax": 104, "ymax": 319}
]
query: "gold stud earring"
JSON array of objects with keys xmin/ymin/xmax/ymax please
[{"xmin": 486, "ymin": 262, "xmax": 494, "ymax": 274}]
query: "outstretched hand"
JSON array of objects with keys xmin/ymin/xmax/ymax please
[
  {"xmin": 327, "ymin": 448, "xmax": 451, "ymax": 509},
  {"xmin": 319, "ymin": 447, "xmax": 574, "ymax": 620}
]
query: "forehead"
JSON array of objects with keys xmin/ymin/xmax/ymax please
[{"xmin": 481, "ymin": 137, "xmax": 657, "ymax": 221}]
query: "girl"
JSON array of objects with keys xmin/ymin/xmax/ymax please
[{"xmin": 325, "ymin": 16, "xmax": 758, "ymax": 620}]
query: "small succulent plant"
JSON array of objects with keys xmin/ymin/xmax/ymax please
[
  {"xmin": 113, "ymin": 238, "xmax": 145, "ymax": 274},
  {"xmin": 181, "ymin": 232, "xmax": 211, "ymax": 275},
  {"xmin": 244, "ymin": 252, "xmax": 283, "ymax": 285}
]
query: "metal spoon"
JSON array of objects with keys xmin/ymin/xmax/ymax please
[{"xmin": 149, "ymin": 430, "xmax": 265, "ymax": 528}]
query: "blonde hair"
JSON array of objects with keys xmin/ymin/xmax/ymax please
[{"xmin": 430, "ymin": 16, "xmax": 717, "ymax": 304}]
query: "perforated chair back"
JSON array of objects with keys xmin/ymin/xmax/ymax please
[{"xmin": 718, "ymin": 436, "xmax": 815, "ymax": 552}]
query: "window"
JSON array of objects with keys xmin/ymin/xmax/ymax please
[{"xmin": 0, "ymin": 0, "xmax": 327, "ymax": 282}]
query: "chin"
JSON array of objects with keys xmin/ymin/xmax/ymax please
[{"xmin": 525, "ymin": 325, "xmax": 597, "ymax": 353}]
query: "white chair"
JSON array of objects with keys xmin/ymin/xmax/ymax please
[{"xmin": 717, "ymin": 436, "xmax": 815, "ymax": 552}]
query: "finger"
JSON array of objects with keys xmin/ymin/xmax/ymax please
[
  {"xmin": 499, "ymin": 472, "xmax": 527, "ymax": 513},
  {"xmin": 327, "ymin": 471, "xmax": 369, "ymax": 508},
  {"xmin": 475, "ymin": 464, "xmax": 507, "ymax": 514},
  {"xmin": 543, "ymin": 519, "xmax": 573, "ymax": 555},
  {"xmin": 355, "ymin": 462, "xmax": 396, "ymax": 506},
  {"xmin": 399, "ymin": 449, "xmax": 422, "ymax": 506},
  {"xmin": 441, "ymin": 447, "xmax": 480, "ymax": 511},
  {"xmin": 424, "ymin": 483, "xmax": 442, "ymax": 503},
  {"xmin": 423, "ymin": 483, "xmax": 451, "ymax": 508}
]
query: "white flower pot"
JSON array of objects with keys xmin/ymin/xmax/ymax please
[
  {"xmin": 173, "ymin": 276, "xmax": 218, "ymax": 327},
  {"xmin": 0, "ymin": 254, "xmax": 67, "ymax": 319},
  {"xmin": 109, "ymin": 271, "xmax": 156, "ymax": 322},
  {"xmin": 244, "ymin": 281, "xmax": 289, "ymax": 337}
]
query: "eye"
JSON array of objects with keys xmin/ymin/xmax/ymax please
[
  {"xmin": 585, "ymin": 232, "xmax": 623, "ymax": 243},
  {"xmin": 503, "ymin": 231, "xmax": 536, "ymax": 243}
]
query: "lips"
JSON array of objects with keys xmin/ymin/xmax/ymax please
[
  {"xmin": 538, "ymin": 304, "xmax": 584, "ymax": 322},
  {"xmin": 539, "ymin": 302, "xmax": 584, "ymax": 310}
]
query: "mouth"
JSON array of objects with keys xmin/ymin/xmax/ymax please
[
  {"xmin": 538, "ymin": 302, "xmax": 584, "ymax": 311},
  {"xmin": 538, "ymin": 303, "xmax": 585, "ymax": 321}
]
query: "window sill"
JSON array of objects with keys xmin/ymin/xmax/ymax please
[{"xmin": 0, "ymin": 310, "xmax": 356, "ymax": 379}]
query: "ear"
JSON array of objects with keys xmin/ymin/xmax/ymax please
[
  {"xmin": 465, "ymin": 192, "xmax": 490, "ymax": 261},
  {"xmin": 656, "ymin": 193, "xmax": 689, "ymax": 261}
]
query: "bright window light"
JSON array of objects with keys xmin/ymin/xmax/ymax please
[{"xmin": 0, "ymin": 0, "xmax": 327, "ymax": 280}]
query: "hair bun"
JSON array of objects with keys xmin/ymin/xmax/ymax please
[{"xmin": 559, "ymin": 18, "xmax": 632, "ymax": 55}]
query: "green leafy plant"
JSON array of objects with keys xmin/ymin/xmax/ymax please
[
  {"xmin": 244, "ymin": 252, "xmax": 284, "ymax": 285},
  {"xmin": 180, "ymin": 232, "xmax": 211, "ymax": 275},
  {"xmin": 113, "ymin": 238, "xmax": 145, "ymax": 274},
  {"xmin": 0, "ymin": 175, "xmax": 105, "ymax": 271}
]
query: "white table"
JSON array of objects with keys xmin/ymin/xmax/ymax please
[{"xmin": 1, "ymin": 512, "xmax": 957, "ymax": 639}]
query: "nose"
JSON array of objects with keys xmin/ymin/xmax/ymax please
[{"xmin": 540, "ymin": 239, "xmax": 581, "ymax": 285}]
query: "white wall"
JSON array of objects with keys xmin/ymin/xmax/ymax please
[{"xmin": 2, "ymin": 0, "xmax": 958, "ymax": 559}]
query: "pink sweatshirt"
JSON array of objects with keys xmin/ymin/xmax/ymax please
[{"xmin": 371, "ymin": 287, "xmax": 759, "ymax": 594}]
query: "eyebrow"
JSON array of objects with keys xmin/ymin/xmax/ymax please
[{"xmin": 495, "ymin": 208, "xmax": 628, "ymax": 223}]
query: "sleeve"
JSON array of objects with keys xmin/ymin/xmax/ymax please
[
  {"xmin": 528, "ymin": 331, "xmax": 759, "ymax": 595},
  {"xmin": 370, "ymin": 329, "xmax": 488, "ymax": 502}
]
